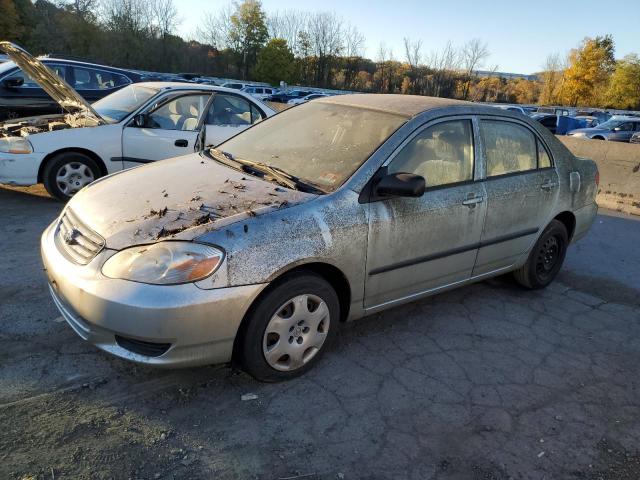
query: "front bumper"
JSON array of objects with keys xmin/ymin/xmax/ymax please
[
  {"xmin": 41, "ymin": 222, "xmax": 266, "ymax": 367},
  {"xmin": 0, "ymin": 151, "xmax": 46, "ymax": 185}
]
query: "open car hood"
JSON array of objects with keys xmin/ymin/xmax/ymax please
[{"xmin": 0, "ymin": 42, "xmax": 103, "ymax": 124}]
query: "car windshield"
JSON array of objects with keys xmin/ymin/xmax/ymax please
[
  {"xmin": 92, "ymin": 84, "xmax": 159, "ymax": 123},
  {"xmin": 215, "ymin": 102, "xmax": 407, "ymax": 191}
]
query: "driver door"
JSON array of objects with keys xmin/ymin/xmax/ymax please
[
  {"xmin": 364, "ymin": 117, "xmax": 487, "ymax": 310},
  {"xmin": 204, "ymin": 93, "xmax": 265, "ymax": 147},
  {"xmin": 121, "ymin": 92, "xmax": 211, "ymax": 168}
]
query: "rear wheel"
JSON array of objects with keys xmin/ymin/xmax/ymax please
[
  {"xmin": 43, "ymin": 152, "xmax": 101, "ymax": 201},
  {"xmin": 513, "ymin": 220, "xmax": 568, "ymax": 289},
  {"xmin": 240, "ymin": 272, "xmax": 339, "ymax": 382}
]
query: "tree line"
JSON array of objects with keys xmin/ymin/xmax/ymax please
[{"xmin": 1, "ymin": 0, "xmax": 639, "ymax": 110}]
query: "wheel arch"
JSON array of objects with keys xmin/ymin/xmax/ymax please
[
  {"xmin": 231, "ymin": 261, "xmax": 352, "ymax": 365},
  {"xmin": 37, "ymin": 148, "xmax": 108, "ymax": 183},
  {"xmin": 553, "ymin": 211, "xmax": 576, "ymax": 241}
]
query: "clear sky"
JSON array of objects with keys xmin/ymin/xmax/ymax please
[{"xmin": 176, "ymin": 0, "xmax": 639, "ymax": 74}]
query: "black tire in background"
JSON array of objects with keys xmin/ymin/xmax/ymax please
[
  {"xmin": 513, "ymin": 219, "xmax": 568, "ymax": 290},
  {"xmin": 43, "ymin": 152, "xmax": 101, "ymax": 202},
  {"xmin": 239, "ymin": 272, "xmax": 340, "ymax": 382}
]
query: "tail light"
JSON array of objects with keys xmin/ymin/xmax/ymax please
[{"xmin": 595, "ymin": 171, "xmax": 600, "ymax": 187}]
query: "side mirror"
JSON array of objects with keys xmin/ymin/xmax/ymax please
[
  {"xmin": 133, "ymin": 113, "xmax": 147, "ymax": 128},
  {"xmin": 375, "ymin": 172, "xmax": 425, "ymax": 198},
  {"xmin": 2, "ymin": 77, "xmax": 24, "ymax": 88}
]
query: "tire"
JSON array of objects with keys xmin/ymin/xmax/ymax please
[
  {"xmin": 240, "ymin": 272, "xmax": 340, "ymax": 382},
  {"xmin": 43, "ymin": 152, "xmax": 101, "ymax": 201},
  {"xmin": 513, "ymin": 219, "xmax": 568, "ymax": 289}
]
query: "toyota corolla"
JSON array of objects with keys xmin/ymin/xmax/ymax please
[{"xmin": 41, "ymin": 94, "xmax": 599, "ymax": 381}]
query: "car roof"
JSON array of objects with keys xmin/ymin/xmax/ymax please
[
  {"xmin": 316, "ymin": 93, "xmax": 474, "ymax": 118},
  {"xmin": 38, "ymin": 56, "xmax": 137, "ymax": 74}
]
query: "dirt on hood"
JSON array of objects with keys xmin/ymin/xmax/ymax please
[{"xmin": 68, "ymin": 153, "xmax": 316, "ymax": 250}]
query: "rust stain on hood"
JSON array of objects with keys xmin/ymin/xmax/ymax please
[{"xmin": 68, "ymin": 153, "xmax": 316, "ymax": 250}]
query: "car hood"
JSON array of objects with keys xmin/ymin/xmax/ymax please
[
  {"xmin": 0, "ymin": 42, "xmax": 103, "ymax": 124},
  {"xmin": 68, "ymin": 153, "xmax": 316, "ymax": 250}
]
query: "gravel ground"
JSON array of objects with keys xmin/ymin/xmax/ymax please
[{"xmin": 1, "ymin": 184, "xmax": 640, "ymax": 480}]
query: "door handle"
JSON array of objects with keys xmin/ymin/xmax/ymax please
[
  {"xmin": 462, "ymin": 196, "xmax": 484, "ymax": 207},
  {"xmin": 540, "ymin": 180, "xmax": 558, "ymax": 191},
  {"xmin": 175, "ymin": 139, "xmax": 188, "ymax": 147}
]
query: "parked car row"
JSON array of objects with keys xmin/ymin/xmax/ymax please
[{"xmin": 491, "ymin": 103, "xmax": 640, "ymax": 143}]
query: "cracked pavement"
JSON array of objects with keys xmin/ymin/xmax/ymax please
[{"xmin": 1, "ymin": 185, "xmax": 640, "ymax": 480}]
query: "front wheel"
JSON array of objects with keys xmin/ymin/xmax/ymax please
[
  {"xmin": 513, "ymin": 220, "xmax": 568, "ymax": 289},
  {"xmin": 239, "ymin": 272, "xmax": 339, "ymax": 382},
  {"xmin": 43, "ymin": 152, "xmax": 101, "ymax": 201}
]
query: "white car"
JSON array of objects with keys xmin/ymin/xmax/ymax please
[
  {"xmin": 241, "ymin": 85, "xmax": 279, "ymax": 100},
  {"xmin": 0, "ymin": 43, "xmax": 275, "ymax": 200},
  {"xmin": 287, "ymin": 93, "xmax": 329, "ymax": 105}
]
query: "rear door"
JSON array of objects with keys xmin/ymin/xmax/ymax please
[
  {"xmin": 364, "ymin": 117, "xmax": 487, "ymax": 309},
  {"xmin": 473, "ymin": 117, "xmax": 559, "ymax": 276},
  {"xmin": 204, "ymin": 93, "xmax": 266, "ymax": 147},
  {"xmin": 121, "ymin": 92, "xmax": 211, "ymax": 166},
  {"xmin": 69, "ymin": 65, "xmax": 132, "ymax": 102}
]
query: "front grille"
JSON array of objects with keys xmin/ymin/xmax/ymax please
[
  {"xmin": 55, "ymin": 208, "xmax": 105, "ymax": 265},
  {"xmin": 115, "ymin": 335, "xmax": 172, "ymax": 357}
]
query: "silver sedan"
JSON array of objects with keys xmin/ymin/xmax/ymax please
[{"xmin": 41, "ymin": 94, "xmax": 599, "ymax": 381}]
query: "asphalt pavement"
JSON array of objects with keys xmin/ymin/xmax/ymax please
[{"xmin": 1, "ymin": 184, "xmax": 639, "ymax": 480}]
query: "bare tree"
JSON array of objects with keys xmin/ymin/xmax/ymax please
[
  {"xmin": 267, "ymin": 9, "xmax": 308, "ymax": 54},
  {"xmin": 403, "ymin": 37, "xmax": 422, "ymax": 70},
  {"xmin": 197, "ymin": 4, "xmax": 234, "ymax": 50},
  {"xmin": 460, "ymin": 38, "xmax": 489, "ymax": 99},
  {"xmin": 150, "ymin": 0, "xmax": 178, "ymax": 39},
  {"xmin": 308, "ymin": 11, "xmax": 343, "ymax": 86},
  {"xmin": 539, "ymin": 53, "xmax": 563, "ymax": 105}
]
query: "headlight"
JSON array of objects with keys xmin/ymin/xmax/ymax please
[
  {"xmin": 102, "ymin": 242, "xmax": 224, "ymax": 285},
  {"xmin": 0, "ymin": 136, "xmax": 33, "ymax": 154}
]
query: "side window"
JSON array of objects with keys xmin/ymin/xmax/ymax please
[
  {"xmin": 617, "ymin": 122, "xmax": 633, "ymax": 132},
  {"xmin": 388, "ymin": 120, "xmax": 474, "ymax": 188},
  {"xmin": 146, "ymin": 94, "xmax": 210, "ymax": 131},
  {"xmin": 3, "ymin": 65, "xmax": 66, "ymax": 87},
  {"xmin": 481, "ymin": 120, "xmax": 537, "ymax": 177},
  {"xmin": 95, "ymin": 69, "xmax": 130, "ymax": 89},
  {"xmin": 207, "ymin": 94, "xmax": 257, "ymax": 126},
  {"xmin": 538, "ymin": 140, "xmax": 552, "ymax": 168},
  {"xmin": 72, "ymin": 67, "xmax": 129, "ymax": 90}
]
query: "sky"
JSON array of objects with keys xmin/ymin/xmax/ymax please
[{"xmin": 176, "ymin": 0, "xmax": 639, "ymax": 74}]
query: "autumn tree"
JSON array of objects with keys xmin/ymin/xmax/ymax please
[
  {"xmin": 561, "ymin": 35, "xmax": 616, "ymax": 106},
  {"xmin": 254, "ymin": 38, "xmax": 295, "ymax": 85},
  {"xmin": 229, "ymin": 0, "xmax": 269, "ymax": 79},
  {"xmin": 605, "ymin": 54, "xmax": 640, "ymax": 110}
]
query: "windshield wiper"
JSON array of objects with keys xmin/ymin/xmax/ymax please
[{"xmin": 209, "ymin": 149, "xmax": 325, "ymax": 194}]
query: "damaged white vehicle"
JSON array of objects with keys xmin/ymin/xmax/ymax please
[{"xmin": 0, "ymin": 42, "xmax": 275, "ymax": 200}]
